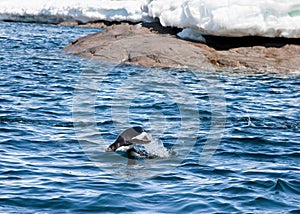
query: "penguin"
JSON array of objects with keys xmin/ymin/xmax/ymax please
[{"xmin": 105, "ymin": 126, "xmax": 156, "ymax": 159}]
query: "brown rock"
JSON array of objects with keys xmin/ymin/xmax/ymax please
[
  {"xmin": 58, "ymin": 21, "xmax": 109, "ymax": 28},
  {"xmin": 64, "ymin": 22, "xmax": 300, "ymax": 73},
  {"xmin": 206, "ymin": 44, "xmax": 300, "ymax": 72},
  {"xmin": 64, "ymin": 23, "xmax": 211, "ymax": 69},
  {"xmin": 59, "ymin": 21, "xmax": 79, "ymax": 26}
]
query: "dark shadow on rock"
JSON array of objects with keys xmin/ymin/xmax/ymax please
[
  {"xmin": 139, "ymin": 21, "xmax": 300, "ymax": 51},
  {"xmin": 141, "ymin": 21, "xmax": 181, "ymax": 35},
  {"xmin": 204, "ymin": 35, "xmax": 300, "ymax": 50}
]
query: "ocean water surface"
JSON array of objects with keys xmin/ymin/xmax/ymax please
[{"xmin": 0, "ymin": 22, "xmax": 299, "ymax": 213}]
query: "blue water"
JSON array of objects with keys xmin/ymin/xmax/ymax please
[{"xmin": 0, "ymin": 22, "xmax": 300, "ymax": 213}]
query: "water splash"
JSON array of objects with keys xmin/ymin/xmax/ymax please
[{"xmin": 143, "ymin": 140, "xmax": 173, "ymax": 158}]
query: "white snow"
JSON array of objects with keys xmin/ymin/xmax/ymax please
[
  {"xmin": 177, "ymin": 28, "xmax": 206, "ymax": 43},
  {"xmin": 1, "ymin": 0, "xmax": 300, "ymax": 38},
  {"xmin": 0, "ymin": 0, "xmax": 144, "ymax": 23},
  {"xmin": 146, "ymin": 0, "xmax": 300, "ymax": 38}
]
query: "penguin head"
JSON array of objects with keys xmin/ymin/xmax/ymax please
[{"xmin": 105, "ymin": 135, "xmax": 134, "ymax": 152}]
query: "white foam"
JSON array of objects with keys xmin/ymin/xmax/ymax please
[
  {"xmin": 1, "ymin": 0, "xmax": 300, "ymax": 38},
  {"xmin": 143, "ymin": 140, "xmax": 171, "ymax": 158}
]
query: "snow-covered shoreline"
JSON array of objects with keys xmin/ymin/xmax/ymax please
[
  {"xmin": 1, "ymin": 0, "xmax": 300, "ymax": 38},
  {"xmin": 0, "ymin": 0, "xmax": 144, "ymax": 24}
]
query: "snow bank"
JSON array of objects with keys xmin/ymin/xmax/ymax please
[
  {"xmin": 1, "ymin": 0, "xmax": 300, "ymax": 38},
  {"xmin": 0, "ymin": 0, "xmax": 144, "ymax": 24},
  {"xmin": 146, "ymin": 0, "xmax": 300, "ymax": 38}
]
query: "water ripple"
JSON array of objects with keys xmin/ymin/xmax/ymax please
[{"xmin": 0, "ymin": 22, "xmax": 299, "ymax": 213}]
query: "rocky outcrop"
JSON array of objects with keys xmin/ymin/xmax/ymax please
[{"xmin": 64, "ymin": 23, "xmax": 300, "ymax": 73}]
